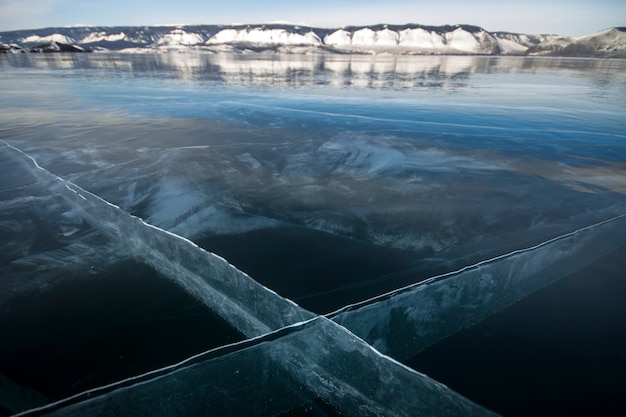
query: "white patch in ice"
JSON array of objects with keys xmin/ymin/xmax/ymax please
[
  {"xmin": 236, "ymin": 152, "xmax": 262, "ymax": 170},
  {"xmin": 145, "ymin": 180, "xmax": 206, "ymax": 229}
]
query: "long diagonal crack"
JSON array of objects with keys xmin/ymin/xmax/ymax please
[
  {"xmin": 330, "ymin": 212, "xmax": 626, "ymax": 360},
  {"xmin": 2, "ymin": 141, "xmax": 500, "ymax": 416}
]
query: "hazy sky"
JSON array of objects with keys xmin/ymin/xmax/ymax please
[{"xmin": 0, "ymin": 0, "xmax": 624, "ymax": 36}]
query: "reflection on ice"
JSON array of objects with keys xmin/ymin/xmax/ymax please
[
  {"xmin": 1, "ymin": 141, "xmax": 314, "ymax": 337},
  {"xmin": 3, "ymin": 53, "xmax": 625, "ymax": 91},
  {"xmin": 0, "ymin": 147, "xmax": 121, "ymax": 314},
  {"xmin": 2, "ymin": 98, "xmax": 624, "ymax": 312}
]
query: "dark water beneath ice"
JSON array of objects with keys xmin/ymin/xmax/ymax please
[
  {"xmin": 1, "ymin": 53, "xmax": 626, "ymax": 416},
  {"xmin": 408, "ymin": 244, "xmax": 626, "ymax": 417},
  {"xmin": 0, "ymin": 259, "xmax": 242, "ymax": 400},
  {"xmin": 199, "ymin": 226, "xmax": 424, "ymax": 314}
]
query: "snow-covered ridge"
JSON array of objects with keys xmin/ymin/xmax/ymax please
[
  {"xmin": 80, "ymin": 31, "xmax": 127, "ymax": 44},
  {"xmin": 2, "ymin": 24, "xmax": 624, "ymax": 57},
  {"xmin": 321, "ymin": 26, "xmax": 500, "ymax": 54},
  {"xmin": 528, "ymin": 27, "xmax": 626, "ymax": 56},
  {"xmin": 207, "ymin": 28, "xmax": 322, "ymax": 46},
  {"xmin": 157, "ymin": 29, "xmax": 205, "ymax": 46},
  {"xmin": 20, "ymin": 33, "xmax": 75, "ymax": 44}
]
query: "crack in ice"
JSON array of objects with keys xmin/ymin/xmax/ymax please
[{"xmin": 4, "ymin": 139, "xmax": 624, "ymax": 416}]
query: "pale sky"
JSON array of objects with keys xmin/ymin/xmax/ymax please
[{"xmin": 0, "ymin": 0, "xmax": 624, "ymax": 37}]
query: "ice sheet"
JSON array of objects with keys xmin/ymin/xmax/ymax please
[
  {"xmin": 330, "ymin": 213, "xmax": 626, "ymax": 360},
  {"xmin": 3, "ymin": 54, "xmax": 625, "ymax": 416},
  {"xmin": 0, "ymin": 147, "xmax": 122, "ymax": 314},
  {"xmin": 2, "ymin": 141, "xmax": 501, "ymax": 416},
  {"xmin": 1, "ymin": 141, "xmax": 314, "ymax": 337}
]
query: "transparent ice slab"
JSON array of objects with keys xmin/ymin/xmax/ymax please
[
  {"xmin": 0, "ymin": 143, "xmax": 122, "ymax": 314},
  {"xmin": 5, "ymin": 138, "xmax": 626, "ymax": 416},
  {"xmin": 1, "ymin": 142, "xmax": 247, "ymax": 406},
  {"xmin": 2, "ymin": 141, "xmax": 501, "ymax": 417},
  {"xmin": 17, "ymin": 317, "xmax": 500, "ymax": 417},
  {"xmin": 330, "ymin": 213, "xmax": 626, "ymax": 360},
  {"xmin": 2, "ymin": 53, "xmax": 626, "ymax": 417},
  {"xmin": 6, "ymin": 112, "xmax": 626, "ymax": 316},
  {"xmin": 1, "ymin": 256, "xmax": 246, "ymax": 398},
  {"xmin": 1, "ymin": 141, "xmax": 315, "ymax": 338}
]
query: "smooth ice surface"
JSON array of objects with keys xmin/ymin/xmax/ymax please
[
  {"xmin": 408, "ymin": 244, "xmax": 626, "ymax": 417},
  {"xmin": 1, "ymin": 54, "xmax": 625, "ymax": 314},
  {"xmin": 1, "ymin": 53, "xmax": 625, "ymax": 417},
  {"xmin": 1, "ymin": 256, "xmax": 243, "ymax": 401},
  {"xmin": 0, "ymin": 141, "xmax": 243, "ymax": 405},
  {"xmin": 330, "ymin": 214, "xmax": 626, "ymax": 359},
  {"xmin": 1, "ymin": 141, "xmax": 314, "ymax": 337},
  {"xmin": 2, "ymin": 142, "xmax": 499, "ymax": 417},
  {"xmin": 0, "ymin": 144, "xmax": 122, "ymax": 314}
]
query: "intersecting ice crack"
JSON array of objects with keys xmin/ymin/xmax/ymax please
[
  {"xmin": 4, "ymin": 140, "xmax": 625, "ymax": 417},
  {"xmin": 3, "ymin": 141, "xmax": 499, "ymax": 416}
]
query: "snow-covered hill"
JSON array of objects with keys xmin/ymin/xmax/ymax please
[
  {"xmin": 527, "ymin": 27, "xmax": 626, "ymax": 57},
  {"xmin": 1, "ymin": 24, "xmax": 624, "ymax": 57}
]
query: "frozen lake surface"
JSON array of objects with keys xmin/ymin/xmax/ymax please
[{"xmin": 1, "ymin": 53, "xmax": 625, "ymax": 417}]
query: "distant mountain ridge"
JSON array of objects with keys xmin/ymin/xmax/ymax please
[{"xmin": 1, "ymin": 24, "xmax": 625, "ymax": 57}]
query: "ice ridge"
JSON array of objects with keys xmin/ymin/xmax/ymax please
[
  {"xmin": 0, "ymin": 140, "xmax": 314, "ymax": 337},
  {"xmin": 330, "ymin": 213, "xmax": 626, "ymax": 359},
  {"xmin": 3, "ymin": 140, "xmax": 503, "ymax": 416}
]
